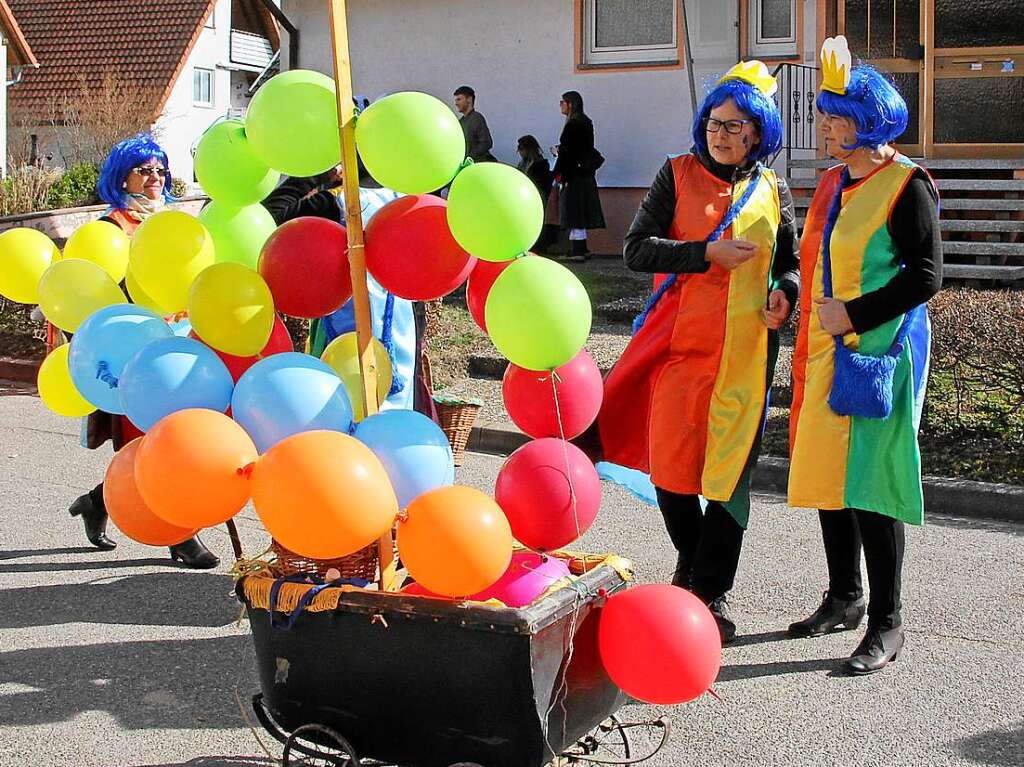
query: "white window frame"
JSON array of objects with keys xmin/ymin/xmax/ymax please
[
  {"xmin": 581, "ymin": 0, "xmax": 679, "ymax": 68},
  {"xmin": 193, "ymin": 68, "xmax": 215, "ymax": 107},
  {"xmin": 748, "ymin": 0, "xmax": 798, "ymax": 59},
  {"xmin": 205, "ymin": 6, "xmax": 216, "ymax": 29}
]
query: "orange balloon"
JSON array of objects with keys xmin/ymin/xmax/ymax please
[
  {"xmin": 135, "ymin": 409, "xmax": 258, "ymax": 529},
  {"xmin": 397, "ymin": 485, "xmax": 513, "ymax": 597},
  {"xmin": 103, "ymin": 438, "xmax": 198, "ymax": 546},
  {"xmin": 251, "ymin": 430, "xmax": 398, "ymax": 559}
]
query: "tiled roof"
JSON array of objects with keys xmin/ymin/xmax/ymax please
[{"xmin": 6, "ymin": 0, "xmax": 215, "ymax": 118}]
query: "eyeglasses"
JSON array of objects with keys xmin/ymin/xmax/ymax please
[
  {"xmin": 132, "ymin": 166, "xmax": 169, "ymax": 178},
  {"xmin": 704, "ymin": 118, "xmax": 753, "ymax": 135}
]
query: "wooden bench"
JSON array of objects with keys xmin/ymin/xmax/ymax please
[{"xmin": 788, "ymin": 158, "xmax": 1024, "ymax": 284}]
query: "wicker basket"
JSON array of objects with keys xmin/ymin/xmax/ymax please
[
  {"xmin": 269, "ymin": 539, "xmax": 379, "ymax": 582},
  {"xmin": 433, "ymin": 393, "xmax": 484, "ymax": 467}
]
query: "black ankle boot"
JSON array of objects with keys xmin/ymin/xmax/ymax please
[
  {"xmin": 844, "ymin": 625, "xmax": 903, "ymax": 675},
  {"xmin": 169, "ymin": 536, "xmax": 220, "ymax": 569},
  {"xmin": 788, "ymin": 591, "xmax": 866, "ymax": 638},
  {"xmin": 707, "ymin": 595, "xmax": 737, "ymax": 644},
  {"xmin": 567, "ymin": 239, "xmax": 590, "ymax": 262},
  {"xmin": 69, "ymin": 493, "xmax": 116, "ymax": 550},
  {"xmin": 670, "ymin": 553, "xmax": 691, "ymax": 590}
]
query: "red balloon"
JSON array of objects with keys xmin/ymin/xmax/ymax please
[
  {"xmin": 503, "ymin": 350, "xmax": 603, "ymax": 439},
  {"xmin": 258, "ymin": 217, "xmax": 351, "ymax": 318},
  {"xmin": 598, "ymin": 584, "xmax": 721, "ymax": 704},
  {"xmin": 466, "ymin": 259, "xmax": 512, "ymax": 332},
  {"xmin": 365, "ymin": 195, "xmax": 476, "ymax": 300},
  {"xmin": 495, "ymin": 437, "xmax": 600, "ymax": 551},
  {"xmin": 191, "ymin": 314, "xmax": 293, "ymax": 382}
]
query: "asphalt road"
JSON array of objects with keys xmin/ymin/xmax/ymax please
[{"xmin": 0, "ymin": 387, "xmax": 1020, "ymax": 767}]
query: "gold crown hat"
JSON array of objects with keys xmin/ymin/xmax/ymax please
[
  {"xmin": 820, "ymin": 35, "xmax": 852, "ymax": 95},
  {"xmin": 717, "ymin": 60, "xmax": 778, "ymax": 97}
]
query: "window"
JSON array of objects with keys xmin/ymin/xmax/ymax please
[
  {"xmin": 581, "ymin": 0, "xmax": 679, "ymax": 68},
  {"xmin": 205, "ymin": 7, "xmax": 215, "ymax": 28},
  {"xmin": 193, "ymin": 68, "xmax": 214, "ymax": 107},
  {"xmin": 748, "ymin": 0, "xmax": 798, "ymax": 58}
]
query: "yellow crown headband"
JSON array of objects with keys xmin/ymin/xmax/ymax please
[
  {"xmin": 820, "ymin": 35, "xmax": 852, "ymax": 95},
  {"xmin": 717, "ymin": 60, "xmax": 778, "ymax": 97}
]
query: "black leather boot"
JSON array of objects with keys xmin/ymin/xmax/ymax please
[
  {"xmin": 670, "ymin": 553, "xmax": 691, "ymax": 590},
  {"xmin": 567, "ymin": 238, "xmax": 590, "ymax": 262},
  {"xmin": 169, "ymin": 536, "xmax": 220, "ymax": 569},
  {"xmin": 788, "ymin": 591, "xmax": 866, "ymax": 638},
  {"xmin": 707, "ymin": 595, "xmax": 737, "ymax": 644},
  {"xmin": 844, "ymin": 626, "xmax": 904, "ymax": 675},
  {"xmin": 69, "ymin": 493, "xmax": 116, "ymax": 550}
]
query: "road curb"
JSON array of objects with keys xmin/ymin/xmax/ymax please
[
  {"xmin": 469, "ymin": 424, "xmax": 1023, "ymax": 525},
  {"xmin": 0, "ymin": 357, "xmax": 41, "ymax": 384}
]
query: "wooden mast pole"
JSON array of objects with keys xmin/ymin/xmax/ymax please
[{"xmin": 327, "ymin": 0, "xmax": 395, "ymax": 586}]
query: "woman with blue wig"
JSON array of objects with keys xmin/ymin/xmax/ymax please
[
  {"xmin": 786, "ymin": 38, "xmax": 942, "ymax": 674},
  {"xmin": 594, "ymin": 62, "xmax": 799, "ymax": 643},
  {"xmin": 68, "ymin": 134, "xmax": 220, "ymax": 569}
]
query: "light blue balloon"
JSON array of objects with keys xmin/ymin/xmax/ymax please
[
  {"xmin": 68, "ymin": 304, "xmax": 174, "ymax": 414},
  {"xmin": 354, "ymin": 410, "xmax": 454, "ymax": 508},
  {"xmin": 118, "ymin": 336, "xmax": 234, "ymax": 431},
  {"xmin": 231, "ymin": 352, "xmax": 354, "ymax": 453},
  {"xmin": 169, "ymin": 317, "xmax": 193, "ymax": 337}
]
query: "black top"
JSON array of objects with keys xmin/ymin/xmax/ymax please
[
  {"xmin": 553, "ymin": 115, "xmax": 596, "ymax": 182},
  {"xmin": 622, "ymin": 150, "xmax": 801, "ymax": 308},
  {"xmin": 522, "ymin": 158, "xmax": 553, "ymax": 204},
  {"xmin": 261, "ymin": 176, "xmax": 342, "ymax": 225},
  {"xmin": 842, "ymin": 170, "xmax": 942, "ymax": 334}
]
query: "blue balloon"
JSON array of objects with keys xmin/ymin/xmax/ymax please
[
  {"xmin": 232, "ymin": 352, "xmax": 354, "ymax": 453},
  {"xmin": 354, "ymin": 410, "xmax": 454, "ymax": 508},
  {"xmin": 68, "ymin": 304, "xmax": 174, "ymax": 414},
  {"xmin": 118, "ymin": 336, "xmax": 234, "ymax": 431},
  {"xmin": 169, "ymin": 317, "xmax": 193, "ymax": 337}
]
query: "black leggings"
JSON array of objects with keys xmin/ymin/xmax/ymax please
[
  {"xmin": 656, "ymin": 488, "xmax": 744, "ymax": 602},
  {"xmin": 818, "ymin": 509, "xmax": 905, "ymax": 631}
]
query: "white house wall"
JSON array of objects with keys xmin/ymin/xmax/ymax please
[
  {"xmin": 156, "ymin": 0, "xmax": 234, "ymax": 186},
  {"xmin": 282, "ymin": 0, "xmax": 746, "ymax": 189}
]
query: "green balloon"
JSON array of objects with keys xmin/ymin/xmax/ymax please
[
  {"xmin": 199, "ymin": 201, "xmax": 277, "ymax": 271},
  {"xmin": 195, "ymin": 120, "xmax": 280, "ymax": 206},
  {"xmin": 447, "ymin": 163, "xmax": 543, "ymax": 262},
  {"xmin": 354, "ymin": 91, "xmax": 465, "ymax": 195},
  {"xmin": 246, "ymin": 70, "xmax": 341, "ymax": 177},
  {"xmin": 484, "ymin": 255, "xmax": 592, "ymax": 371}
]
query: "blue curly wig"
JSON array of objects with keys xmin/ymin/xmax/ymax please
[
  {"xmin": 691, "ymin": 77, "xmax": 783, "ymax": 163},
  {"xmin": 97, "ymin": 134, "xmax": 174, "ymax": 208},
  {"xmin": 816, "ymin": 65, "xmax": 909, "ymax": 150}
]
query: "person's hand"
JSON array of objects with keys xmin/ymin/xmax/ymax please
[
  {"xmin": 762, "ymin": 289, "xmax": 791, "ymax": 330},
  {"xmin": 706, "ymin": 239, "xmax": 757, "ymax": 271},
  {"xmin": 815, "ymin": 297, "xmax": 854, "ymax": 335},
  {"xmin": 313, "ymin": 164, "xmax": 343, "ymax": 189}
]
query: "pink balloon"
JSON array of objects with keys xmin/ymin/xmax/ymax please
[
  {"xmin": 466, "ymin": 259, "xmax": 512, "ymax": 332},
  {"xmin": 402, "ymin": 551, "xmax": 571, "ymax": 607},
  {"xmin": 503, "ymin": 350, "xmax": 603, "ymax": 439},
  {"xmin": 365, "ymin": 195, "xmax": 476, "ymax": 300},
  {"xmin": 598, "ymin": 584, "xmax": 721, "ymax": 704},
  {"xmin": 495, "ymin": 438, "xmax": 601, "ymax": 551}
]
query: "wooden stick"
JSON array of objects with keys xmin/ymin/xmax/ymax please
[{"xmin": 327, "ymin": 0, "xmax": 395, "ymax": 587}]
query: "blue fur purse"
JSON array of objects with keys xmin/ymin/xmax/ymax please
[{"xmin": 820, "ymin": 170, "xmax": 913, "ymax": 420}]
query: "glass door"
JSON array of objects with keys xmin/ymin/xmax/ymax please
[
  {"xmin": 929, "ymin": 0, "xmax": 1024, "ymax": 157},
  {"xmin": 839, "ymin": 0, "xmax": 925, "ymax": 156}
]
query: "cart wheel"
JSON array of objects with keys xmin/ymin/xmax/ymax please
[
  {"xmin": 562, "ymin": 717, "xmax": 671, "ymax": 766},
  {"xmin": 282, "ymin": 723, "xmax": 360, "ymax": 766}
]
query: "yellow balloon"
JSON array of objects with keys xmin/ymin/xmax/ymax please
[
  {"xmin": 125, "ymin": 267, "xmax": 170, "ymax": 316},
  {"xmin": 129, "ymin": 210, "xmax": 215, "ymax": 313},
  {"xmin": 37, "ymin": 344, "xmax": 95, "ymax": 417},
  {"xmin": 187, "ymin": 262, "xmax": 275, "ymax": 356},
  {"xmin": 321, "ymin": 331, "xmax": 393, "ymax": 421},
  {"xmin": 37, "ymin": 259, "xmax": 126, "ymax": 332},
  {"xmin": 63, "ymin": 220, "xmax": 131, "ymax": 282},
  {"xmin": 0, "ymin": 228, "xmax": 59, "ymax": 304}
]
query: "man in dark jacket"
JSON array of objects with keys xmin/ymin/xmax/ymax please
[{"xmin": 453, "ymin": 85, "xmax": 496, "ymax": 163}]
